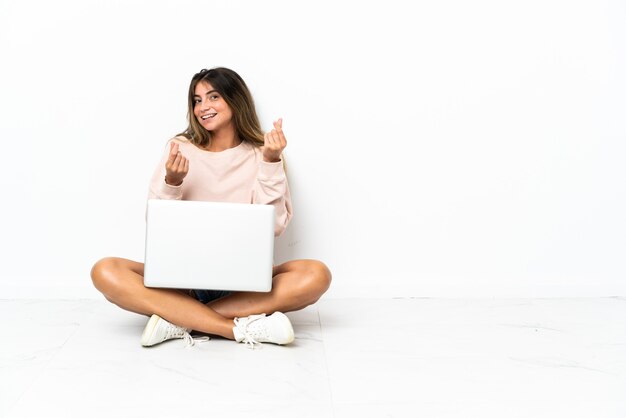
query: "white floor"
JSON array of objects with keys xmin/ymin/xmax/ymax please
[{"xmin": 1, "ymin": 298, "xmax": 625, "ymax": 418}]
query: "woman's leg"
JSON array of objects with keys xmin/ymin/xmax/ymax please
[
  {"xmin": 90, "ymin": 257, "xmax": 331, "ymax": 338},
  {"xmin": 208, "ymin": 259, "xmax": 332, "ymax": 319},
  {"xmin": 90, "ymin": 257, "xmax": 235, "ymax": 339}
]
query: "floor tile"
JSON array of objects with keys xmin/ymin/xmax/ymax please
[
  {"xmin": 1, "ymin": 298, "xmax": 625, "ymax": 418},
  {"xmin": 0, "ymin": 300, "xmax": 93, "ymax": 417},
  {"xmin": 5, "ymin": 301, "xmax": 332, "ymax": 418},
  {"xmin": 318, "ymin": 298, "xmax": 626, "ymax": 417}
]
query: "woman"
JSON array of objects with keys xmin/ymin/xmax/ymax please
[{"xmin": 91, "ymin": 67, "xmax": 331, "ymax": 348}]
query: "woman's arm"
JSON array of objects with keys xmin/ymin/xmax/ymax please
[
  {"xmin": 148, "ymin": 139, "xmax": 188, "ymax": 200},
  {"xmin": 254, "ymin": 119, "xmax": 293, "ymax": 236},
  {"xmin": 253, "ymin": 160, "xmax": 293, "ymax": 237}
]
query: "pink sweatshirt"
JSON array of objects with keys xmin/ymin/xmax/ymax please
[{"xmin": 148, "ymin": 136, "xmax": 293, "ymax": 236}]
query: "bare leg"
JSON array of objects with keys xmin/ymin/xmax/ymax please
[
  {"xmin": 208, "ymin": 259, "xmax": 332, "ymax": 318},
  {"xmin": 90, "ymin": 258, "xmax": 332, "ymax": 338},
  {"xmin": 91, "ymin": 257, "xmax": 235, "ymax": 339}
]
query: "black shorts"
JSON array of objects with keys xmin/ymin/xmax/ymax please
[{"xmin": 191, "ymin": 289, "xmax": 233, "ymax": 304}]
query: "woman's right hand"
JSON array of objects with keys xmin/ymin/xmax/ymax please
[{"xmin": 164, "ymin": 142, "xmax": 189, "ymax": 186}]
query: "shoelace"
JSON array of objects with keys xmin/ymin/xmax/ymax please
[
  {"xmin": 165, "ymin": 326, "xmax": 210, "ymax": 348},
  {"xmin": 183, "ymin": 334, "xmax": 210, "ymax": 348},
  {"xmin": 234, "ymin": 314, "xmax": 267, "ymax": 349}
]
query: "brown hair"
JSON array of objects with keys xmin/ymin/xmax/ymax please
[{"xmin": 178, "ymin": 67, "xmax": 265, "ymax": 149}]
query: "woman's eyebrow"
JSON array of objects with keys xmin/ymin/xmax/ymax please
[{"xmin": 193, "ymin": 90, "xmax": 218, "ymax": 99}]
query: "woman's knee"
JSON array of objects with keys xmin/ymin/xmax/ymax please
[
  {"xmin": 300, "ymin": 259, "xmax": 332, "ymax": 300},
  {"xmin": 90, "ymin": 257, "xmax": 125, "ymax": 296}
]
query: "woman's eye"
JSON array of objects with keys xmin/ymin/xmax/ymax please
[{"xmin": 210, "ymin": 95, "xmax": 219, "ymax": 100}]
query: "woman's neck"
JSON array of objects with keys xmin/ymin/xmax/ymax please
[{"xmin": 205, "ymin": 125, "xmax": 241, "ymax": 152}]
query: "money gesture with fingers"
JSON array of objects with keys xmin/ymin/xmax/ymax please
[
  {"xmin": 165, "ymin": 142, "xmax": 189, "ymax": 186},
  {"xmin": 263, "ymin": 118, "xmax": 287, "ymax": 163}
]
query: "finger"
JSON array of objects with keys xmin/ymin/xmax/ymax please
[
  {"xmin": 271, "ymin": 131, "xmax": 282, "ymax": 150},
  {"xmin": 272, "ymin": 120, "xmax": 286, "ymax": 144},
  {"xmin": 177, "ymin": 155, "xmax": 187, "ymax": 172},
  {"xmin": 172, "ymin": 152, "xmax": 184, "ymax": 171},
  {"xmin": 167, "ymin": 143, "xmax": 178, "ymax": 164},
  {"xmin": 273, "ymin": 130, "xmax": 286, "ymax": 150},
  {"xmin": 276, "ymin": 128, "xmax": 287, "ymax": 148},
  {"xmin": 184, "ymin": 158, "xmax": 189, "ymax": 173},
  {"xmin": 271, "ymin": 121, "xmax": 281, "ymax": 139}
]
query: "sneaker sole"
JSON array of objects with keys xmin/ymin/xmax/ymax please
[{"xmin": 140, "ymin": 314, "xmax": 161, "ymax": 346}]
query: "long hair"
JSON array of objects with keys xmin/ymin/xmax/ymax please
[{"xmin": 178, "ymin": 67, "xmax": 265, "ymax": 149}]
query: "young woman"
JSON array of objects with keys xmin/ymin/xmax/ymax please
[{"xmin": 91, "ymin": 67, "xmax": 331, "ymax": 348}]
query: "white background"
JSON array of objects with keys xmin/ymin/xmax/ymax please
[{"xmin": 0, "ymin": 0, "xmax": 624, "ymax": 298}]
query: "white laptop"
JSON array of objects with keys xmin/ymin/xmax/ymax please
[{"xmin": 143, "ymin": 199, "xmax": 275, "ymax": 292}]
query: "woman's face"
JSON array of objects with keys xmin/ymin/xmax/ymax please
[{"xmin": 193, "ymin": 81, "xmax": 234, "ymax": 132}]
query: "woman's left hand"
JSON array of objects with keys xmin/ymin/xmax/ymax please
[{"xmin": 263, "ymin": 118, "xmax": 287, "ymax": 163}]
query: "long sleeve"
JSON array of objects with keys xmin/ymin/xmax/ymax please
[
  {"xmin": 253, "ymin": 160, "xmax": 293, "ymax": 237},
  {"xmin": 145, "ymin": 138, "xmax": 293, "ymax": 236},
  {"xmin": 148, "ymin": 139, "xmax": 184, "ymax": 200}
]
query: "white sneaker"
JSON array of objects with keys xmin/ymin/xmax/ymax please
[
  {"xmin": 233, "ymin": 312, "xmax": 294, "ymax": 349},
  {"xmin": 141, "ymin": 314, "xmax": 203, "ymax": 347}
]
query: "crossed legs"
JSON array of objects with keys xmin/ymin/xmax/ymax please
[{"xmin": 90, "ymin": 257, "xmax": 331, "ymax": 340}]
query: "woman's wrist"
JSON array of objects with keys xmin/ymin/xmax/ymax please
[{"xmin": 164, "ymin": 176, "xmax": 183, "ymax": 186}]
